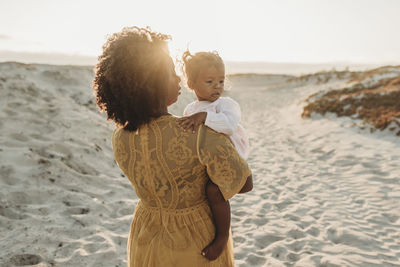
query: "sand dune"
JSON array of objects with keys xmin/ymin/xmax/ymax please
[
  {"xmin": 302, "ymin": 66, "xmax": 400, "ymax": 135},
  {"xmin": 0, "ymin": 62, "xmax": 399, "ymax": 266}
]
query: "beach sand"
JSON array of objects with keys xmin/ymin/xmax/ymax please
[{"xmin": 0, "ymin": 62, "xmax": 399, "ymax": 266}]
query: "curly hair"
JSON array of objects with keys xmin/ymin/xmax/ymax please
[
  {"xmin": 93, "ymin": 26, "xmax": 172, "ymax": 131},
  {"xmin": 181, "ymin": 50, "xmax": 225, "ymax": 87}
]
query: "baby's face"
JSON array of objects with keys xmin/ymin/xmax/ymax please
[{"xmin": 190, "ymin": 65, "xmax": 225, "ymax": 102}]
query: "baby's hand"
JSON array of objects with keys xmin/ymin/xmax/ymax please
[{"xmin": 178, "ymin": 112, "xmax": 207, "ymax": 133}]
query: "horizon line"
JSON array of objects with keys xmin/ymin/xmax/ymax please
[{"xmin": 1, "ymin": 50, "xmax": 399, "ymax": 67}]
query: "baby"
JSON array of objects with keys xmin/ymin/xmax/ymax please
[{"xmin": 178, "ymin": 51, "xmax": 249, "ymax": 260}]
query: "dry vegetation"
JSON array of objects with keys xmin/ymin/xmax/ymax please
[{"xmin": 302, "ymin": 68, "xmax": 400, "ymax": 136}]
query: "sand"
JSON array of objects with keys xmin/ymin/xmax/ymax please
[{"xmin": 0, "ymin": 62, "xmax": 399, "ymax": 266}]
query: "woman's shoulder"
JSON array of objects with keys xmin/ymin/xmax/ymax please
[
  {"xmin": 155, "ymin": 114, "xmax": 179, "ymax": 123},
  {"xmin": 112, "ymin": 115, "xmax": 178, "ymax": 137},
  {"xmin": 112, "ymin": 126, "xmax": 130, "ymax": 147},
  {"xmin": 112, "ymin": 126, "xmax": 123, "ymax": 138},
  {"xmin": 197, "ymin": 123, "xmax": 231, "ymax": 145}
]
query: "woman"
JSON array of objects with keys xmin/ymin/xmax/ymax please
[{"xmin": 93, "ymin": 26, "xmax": 253, "ymax": 267}]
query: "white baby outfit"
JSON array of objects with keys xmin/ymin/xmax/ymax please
[{"xmin": 183, "ymin": 96, "xmax": 249, "ymax": 159}]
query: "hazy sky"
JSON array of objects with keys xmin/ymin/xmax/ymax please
[{"xmin": 0, "ymin": 0, "xmax": 399, "ymax": 63}]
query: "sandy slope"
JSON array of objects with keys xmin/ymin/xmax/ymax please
[
  {"xmin": 0, "ymin": 62, "xmax": 133, "ymax": 267},
  {"xmin": 0, "ymin": 62, "xmax": 399, "ymax": 267}
]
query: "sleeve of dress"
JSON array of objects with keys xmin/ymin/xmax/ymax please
[
  {"xmin": 204, "ymin": 97, "xmax": 241, "ymax": 136},
  {"xmin": 197, "ymin": 125, "xmax": 252, "ymax": 200}
]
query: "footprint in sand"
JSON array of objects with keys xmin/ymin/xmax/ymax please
[
  {"xmin": 246, "ymin": 253, "xmax": 266, "ymax": 266},
  {"xmin": 254, "ymin": 233, "xmax": 284, "ymax": 249},
  {"xmin": 117, "ymin": 206, "xmax": 134, "ymax": 216},
  {"xmin": 60, "ymin": 156, "xmax": 99, "ymax": 176},
  {"xmin": 0, "ymin": 165, "xmax": 18, "ymax": 185},
  {"xmin": 286, "ymin": 240, "xmax": 306, "ymax": 252},
  {"xmin": 270, "ymin": 245, "xmax": 288, "ymax": 261},
  {"xmin": 287, "ymin": 252, "xmax": 300, "ymax": 262},
  {"xmin": 7, "ymin": 101, "xmax": 23, "ymax": 108},
  {"xmin": 382, "ymin": 212, "xmax": 399, "ymax": 223},
  {"xmin": 9, "ymin": 254, "xmax": 42, "ymax": 266},
  {"xmin": 65, "ymin": 207, "xmax": 90, "ymax": 215},
  {"xmin": 0, "ymin": 205, "xmax": 28, "ymax": 220},
  {"xmin": 9, "ymin": 132, "xmax": 29, "ymax": 142},
  {"xmin": 326, "ymin": 226, "xmax": 375, "ymax": 247},
  {"xmin": 306, "ymin": 226, "xmax": 320, "ymax": 237},
  {"xmin": 283, "ymin": 213, "xmax": 301, "ymax": 222},
  {"xmin": 287, "ymin": 228, "xmax": 306, "ymax": 240},
  {"xmin": 3, "ymin": 108, "xmax": 18, "ymax": 116},
  {"xmin": 274, "ymin": 199, "xmax": 294, "ymax": 211},
  {"xmin": 8, "ymin": 191, "xmax": 48, "ymax": 205}
]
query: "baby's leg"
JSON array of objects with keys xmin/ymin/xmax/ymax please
[{"xmin": 202, "ymin": 179, "xmax": 231, "ymax": 261}]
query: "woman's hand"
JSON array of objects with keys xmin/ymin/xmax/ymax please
[{"xmin": 178, "ymin": 112, "xmax": 207, "ymax": 133}]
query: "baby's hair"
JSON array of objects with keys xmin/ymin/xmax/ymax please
[{"xmin": 181, "ymin": 50, "xmax": 225, "ymax": 85}]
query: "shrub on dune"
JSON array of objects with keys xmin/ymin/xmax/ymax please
[{"xmin": 302, "ymin": 72, "xmax": 400, "ymax": 136}]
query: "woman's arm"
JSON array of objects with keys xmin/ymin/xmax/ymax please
[
  {"xmin": 197, "ymin": 124, "xmax": 252, "ymax": 200},
  {"xmin": 239, "ymin": 174, "xmax": 253, "ymax": 193}
]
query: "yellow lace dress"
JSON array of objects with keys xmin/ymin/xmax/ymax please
[{"xmin": 112, "ymin": 115, "xmax": 251, "ymax": 267}]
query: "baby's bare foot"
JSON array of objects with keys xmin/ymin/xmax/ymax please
[{"xmin": 201, "ymin": 236, "xmax": 228, "ymax": 261}]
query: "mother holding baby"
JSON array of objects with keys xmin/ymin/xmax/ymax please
[{"xmin": 92, "ymin": 26, "xmax": 252, "ymax": 266}]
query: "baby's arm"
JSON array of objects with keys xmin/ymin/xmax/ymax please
[
  {"xmin": 204, "ymin": 98, "xmax": 241, "ymax": 136},
  {"xmin": 178, "ymin": 112, "xmax": 207, "ymax": 133},
  {"xmin": 204, "ymin": 111, "xmax": 239, "ymax": 136},
  {"xmin": 179, "ymin": 103, "xmax": 207, "ymax": 132},
  {"xmin": 179, "ymin": 98, "xmax": 241, "ymax": 134}
]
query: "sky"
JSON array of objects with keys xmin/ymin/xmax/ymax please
[{"xmin": 0, "ymin": 0, "xmax": 400, "ymax": 64}]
